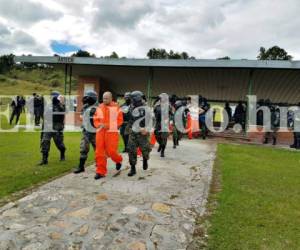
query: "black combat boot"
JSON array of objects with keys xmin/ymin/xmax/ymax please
[
  {"xmin": 160, "ymin": 146, "xmax": 165, "ymax": 158},
  {"xmin": 94, "ymin": 173, "xmax": 105, "ymax": 180},
  {"xmin": 38, "ymin": 154, "xmax": 48, "ymax": 166},
  {"xmin": 263, "ymin": 138, "xmax": 268, "ymax": 144},
  {"xmin": 143, "ymin": 158, "xmax": 148, "ymax": 170},
  {"xmin": 272, "ymin": 138, "xmax": 277, "ymax": 146},
  {"xmin": 60, "ymin": 149, "xmax": 66, "ymax": 161},
  {"xmin": 157, "ymin": 145, "xmax": 162, "ymax": 152},
  {"xmin": 290, "ymin": 136, "xmax": 297, "ymax": 148},
  {"xmin": 128, "ymin": 165, "xmax": 136, "ymax": 177},
  {"xmin": 173, "ymin": 138, "xmax": 177, "ymax": 149},
  {"xmin": 74, "ymin": 158, "xmax": 86, "ymax": 174},
  {"xmin": 116, "ymin": 162, "xmax": 122, "ymax": 171},
  {"xmin": 296, "ymin": 138, "xmax": 300, "ymax": 150}
]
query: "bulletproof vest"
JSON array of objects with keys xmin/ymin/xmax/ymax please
[
  {"xmin": 200, "ymin": 102, "xmax": 209, "ymax": 112},
  {"xmin": 128, "ymin": 104, "xmax": 148, "ymax": 129},
  {"xmin": 173, "ymin": 105, "xmax": 189, "ymax": 126},
  {"xmin": 271, "ymin": 109, "xmax": 280, "ymax": 128},
  {"xmin": 257, "ymin": 107, "xmax": 264, "ymax": 126},
  {"xmin": 34, "ymin": 97, "xmax": 42, "ymax": 108},
  {"xmin": 154, "ymin": 105, "xmax": 162, "ymax": 123},
  {"xmin": 52, "ymin": 103, "xmax": 65, "ymax": 131},
  {"xmin": 82, "ymin": 104, "xmax": 97, "ymax": 132},
  {"xmin": 43, "ymin": 102, "xmax": 65, "ymax": 131},
  {"xmin": 154, "ymin": 104, "xmax": 171, "ymax": 130}
]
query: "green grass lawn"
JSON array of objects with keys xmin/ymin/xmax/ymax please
[
  {"xmin": 0, "ymin": 113, "xmax": 124, "ymax": 203},
  {"xmin": 0, "ymin": 131, "xmax": 89, "ymax": 200},
  {"xmin": 208, "ymin": 144, "xmax": 300, "ymax": 250}
]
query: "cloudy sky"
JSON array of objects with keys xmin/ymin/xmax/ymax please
[{"xmin": 0, "ymin": 0, "xmax": 299, "ymax": 59}]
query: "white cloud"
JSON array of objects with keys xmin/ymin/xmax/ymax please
[
  {"xmin": 0, "ymin": 0, "xmax": 299, "ymax": 59},
  {"xmin": 0, "ymin": 0, "xmax": 62, "ymax": 26}
]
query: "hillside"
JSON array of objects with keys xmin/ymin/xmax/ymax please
[{"xmin": 0, "ymin": 68, "xmax": 77, "ymax": 96}]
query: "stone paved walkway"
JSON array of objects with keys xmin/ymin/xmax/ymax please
[{"xmin": 0, "ymin": 140, "xmax": 216, "ymax": 250}]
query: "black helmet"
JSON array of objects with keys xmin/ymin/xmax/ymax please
[
  {"xmin": 130, "ymin": 91, "xmax": 144, "ymax": 106},
  {"xmin": 174, "ymin": 100, "xmax": 183, "ymax": 109},
  {"xmin": 124, "ymin": 92, "xmax": 131, "ymax": 99},
  {"xmin": 83, "ymin": 90, "xmax": 98, "ymax": 105},
  {"xmin": 264, "ymin": 99, "xmax": 271, "ymax": 107},
  {"xmin": 51, "ymin": 91, "xmax": 60, "ymax": 99}
]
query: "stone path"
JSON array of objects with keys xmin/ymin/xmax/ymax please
[{"xmin": 0, "ymin": 140, "xmax": 216, "ymax": 250}]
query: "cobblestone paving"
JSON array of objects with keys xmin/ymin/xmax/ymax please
[{"xmin": 0, "ymin": 140, "xmax": 216, "ymax": 250}]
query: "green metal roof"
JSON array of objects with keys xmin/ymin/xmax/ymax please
[{"xmin": 14, "ymin": 56, "xmax": 300, "ymax": 69}]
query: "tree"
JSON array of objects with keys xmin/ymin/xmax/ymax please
[
  {"xmin": 147, "ymin": 48, "xmax": 195, "ymax": 59},
  {"xmin": 72, "ymin": 50, "xmax": 95, "ymax": 57},
  {"xmin": 217, "ymin": 56, "xmax": 230, "ymax": 60},
  {"xmin": 0, "ymin": 54, "xmax": 15, "ymax": 73},
  {"xmin": 108, "ymin": 51, "xmax": 119, "ymax": 59},
  {"xmin": 99, "ymin": 52, "xmax": 121, "ymax": 59},
  {"xmin": 168, "ymin": 50, "xmax": 181, "ymax": 59},
  {"xmin": 147, "ymin": 48, "xmax": 168, "ymax": 59},
  {"xmin": 181, "ymin": 52, "xmax": 189, "ymax": 59},
  {"xmin": 257, "ymin": 46, "xmax": 292, "ymax": 60}
]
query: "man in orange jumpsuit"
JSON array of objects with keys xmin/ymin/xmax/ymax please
[{"xmin": 93, "ymin": 92, "xmax": 123, "ymax": 180}]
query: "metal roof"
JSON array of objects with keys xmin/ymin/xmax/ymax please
[
  {"xmin": 14, "ymin": 56, "xmax": 300, "ymax": 69},
  {"xmin": 14, "ymin": 56, "xmax": 300, "ymax": 104}
]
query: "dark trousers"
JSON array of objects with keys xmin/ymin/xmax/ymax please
[
  {"xmin": 10, "ymin": 108, "xmax": 21, "ymax": 125},
  {"xmin": 40, "ymin": 131, "xmax": 66, "ymax": 157},
  {"xmin": 264, "ymin": 130, "xmax": 278, "ymax": 144},
  {"xmin": 154, "ymin": 130, "xmax": 168, "ymax": 147},
  {"xmin": 34, "ymin": 107, "xmax": 42, "ymax": 126},
  {"xmin": 128, "ymin": 132, "xmax": 151, "ymax": 166},
  {"xmin": 293, "ymin": 132, "xmax": 300, "ymax": 148},
  {"xmin": 80, "ymin": 131, "xmax": 96, "ymax": 160}
]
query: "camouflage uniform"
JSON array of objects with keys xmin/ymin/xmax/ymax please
[
  {"xmin": 40, "ymin": 98, "xmax": 66, "ymax": 164},
  {"xmin": 172, "ymin": 101, "xmax": 188, "ymax": 147},
  {"xmin": 154, "ymin": 102, "xmax": 172, "ymax": 156},
  {"xmin": 41, "ymin": 131, "xmax": 65, "ymax": 155},
  {"xmin": 127, "ymin": 105, "xmax": 151, "ymax": 166},
  {"xmin": 120, "ymin": 101, "xmax": 131, "ymax": 152},
  {"xmin": 79, "ymin": 104, "xmax": 97, "ymax": 161},
  {"xmin": 74, "ymin": 91, "xmax": 98, "ymax": 174},
  {"xmin": 263, "ymin": 106, "xmax": 280, "ymax": 145},
  {"xmin": 199, "ymin": 99, "xmax": 210, "ymax": 140},
  {"xmin": 288, "ymin": 105, "xmax": 300, "ymax": 149},
  {"xmin": 128, "ymin": 132, "xmax": 150, "ymax": 166}
]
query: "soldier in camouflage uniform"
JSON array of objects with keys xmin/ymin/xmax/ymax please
[
  {"xmin": 74, "ymin": 91, "xmax": 98, "ymax": 174},
  {"xmin": 120, "ymin": 92, "xmax": 131, "ymax": 152},
  {"xmin": 263, "ymin": 102, "xmax": 280, "ymax": 146},
  {"xmin": 154, "ymin": 93, "xmax": 172, "ymax": 157},
  {"xmin": 127, "ymin": 91, "xmax": 152, "ymax": 177},
  {"xmin": 289, "ymin": 102, "xmax": 300, "ymax": 149},
  {"xmin": 199, "ymin": 97, "xmax": 210, "ymax": 140},
  {"xmin": 38, "ymin": 91, "xmax": 66, "ymax": 165},
  {"xmin": 172, "ymin": 100, "xmax": 188, "ymax": 148}
]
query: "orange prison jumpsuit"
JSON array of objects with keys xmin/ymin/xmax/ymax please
[
  {"xmin": 93, "ymin": 102, "xmax": 123, "ymax": 176},
  {"xmin": 187, "ymin": 113, "xmax": 193, "ymax": 139}
]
